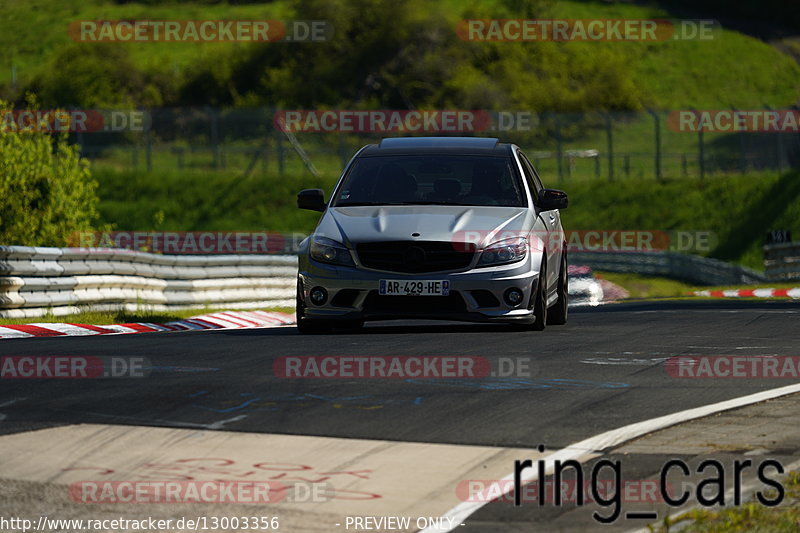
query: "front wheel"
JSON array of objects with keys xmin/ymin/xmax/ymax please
[
  {"xmin": 547, "ymin": 253, "xmax": 568, "ymax": 326},
  {"xmin": 530, "ymin": 261, "xmax": 547, "ymax": 331}
]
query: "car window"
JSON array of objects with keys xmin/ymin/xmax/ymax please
[
  {"xmin": 516, "ymin": 151, "xmax": 540, "ymax": 203},
  {"xmin": 333, "ymin": 155, "xmax": 527, "ymax": 207}
]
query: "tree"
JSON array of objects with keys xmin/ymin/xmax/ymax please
[{"xmin": 0, "ymin": 100, "xmax": 99, "ymax": 246}]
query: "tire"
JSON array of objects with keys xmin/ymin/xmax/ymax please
[
  {"xmin": 530, "ymin": 260, "xmax": 547, "ymax": 331},
  {"xmin": 547, "ymin": 252, "xmax": 568, "ymax": 326},
  {"xmin": 296, "ymin": 280, "xmax": 332, "ymax": 334}
]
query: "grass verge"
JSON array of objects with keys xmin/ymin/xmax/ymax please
[
  {"xmin": 595, "ymin": 271, "xmax": 800, "ymax": 299},
  {"xmin": 652, "ymin": 471, "xmax": 800, "ymax": 532}
]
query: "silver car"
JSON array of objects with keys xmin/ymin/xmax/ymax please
[{"xmin": 295, "ymin": 137, "xmax": 569, "ymax": 333}]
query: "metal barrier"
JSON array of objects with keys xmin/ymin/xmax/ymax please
[
  {"xmin": 0, "ymin": 246, "xmax": 297, "ymax": 318},
  {"xmin": 571, "ymin": 251, "xmax": 767, "ymax": 286},
  {"xmin": 764, "ymin": 242, "xmax": 800, "ymax": 281},
  {"xmin": 1, "ymin": 245, "xmax": 770, "ymax": 318}
]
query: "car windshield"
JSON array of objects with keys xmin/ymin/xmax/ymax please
[{"xmin": 332, "ymin": 155, "xmax": 526, "ymax": 207}]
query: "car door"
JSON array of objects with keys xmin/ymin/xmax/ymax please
[{"xmin": 518, "ymin": 151, "xmax": 563, "ymax": 294}]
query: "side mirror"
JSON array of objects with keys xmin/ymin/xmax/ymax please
[
  {"xmin": 538, "ymin": 189, "xmax": 568, "ymax": 210},
  {"xmin": 297, "ymin": 189, "xmax": 326, "ymax": 212}
]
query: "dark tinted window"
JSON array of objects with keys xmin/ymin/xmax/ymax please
[{"xmin": 333, "ymin": 155, "xmax": 526, "ymax": 207}]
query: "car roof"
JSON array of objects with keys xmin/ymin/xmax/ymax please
[{"xmin": 358, "ymin": 137, "xmax": 512, "ymax": 157}]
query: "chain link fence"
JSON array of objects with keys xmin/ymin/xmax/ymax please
[{"xmin": 71, "ymin": 107, "xmax": 800, "ymax": 181}]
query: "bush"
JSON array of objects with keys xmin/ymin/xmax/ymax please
[{"xmin": 0, "ymin": 100, "xmax": 99, "ymax": 245}]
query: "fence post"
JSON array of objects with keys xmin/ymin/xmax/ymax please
[
  {"xmin": 145, "ymin": 129, "xmax": 152, "ymax": 172},
  {"xmin": 276, "ymin": 129, "xmax": 285, "ymax": 176},
  {"xmin": 208, "ymin": 106, "xmax": 220, "ymax": 170},
  {"xmin": 555, "ymin": 113, "xmax": 563, "ymax": 183},
  {"xmin": 693, "ymin": 109, "xmax": 704, "ymax": 180},
  {"xmin": 698, "ymin": 128, "xmax": 705, "ymax": 180},
  {"xmin": 732, "ymin": 106, "xmax": 747, "ymax": 174},
  {"xmin": 647, "ymin": 108, "xmax": 662, "ymax": 181},
  {"xmin": 765, "ymin": 106, "xmax": 785, "ymax": 172},
  {"xmin": 338, "ymin": 133, "xmax": 348, "ymax": 169},
  {"xmin": 604, "ymin": 112, "xmax": 614, "ymax": 182}
]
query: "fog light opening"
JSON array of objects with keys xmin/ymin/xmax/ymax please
[
  {"xmin": 504, "ymin": 287, "xmax": 524, "ymax": 307},
  {"xmin": 309, "ymin": 286, "xmax": 328, "ymax": 306}
]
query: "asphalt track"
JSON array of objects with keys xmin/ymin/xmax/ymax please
[{"xmin": 0, "ymin": 299, "xmax": 799, "ymax": 531}]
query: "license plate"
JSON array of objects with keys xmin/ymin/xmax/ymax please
[{"xmin": 379, "ymin": 280, "xmax": 449, "ymax": 296}]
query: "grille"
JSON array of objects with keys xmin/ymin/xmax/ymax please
[
  {"xmin": 361, "ymin": 291, "xmax": 467, "ymax": 316},
  {"xmin": 356, "ymin": 241, "xmax": 475, "ymax": 273}
]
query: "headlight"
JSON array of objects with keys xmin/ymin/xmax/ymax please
[
  {"xmin": 310, "ymin": 236, "xmax": 355, "ymax": 266},
  {"xmin": 478, "ymin": 237, "xmax": 527, "ymax": 267}
]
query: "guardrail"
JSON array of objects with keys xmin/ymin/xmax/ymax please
[
  {"xmin": 1, "ymin": 245, "xmax": 770, "ymax": 318},
  {"xmin": 570, "ymin": 251, "xmax": 767, "ymax": 286},
  {"xmin": 764, "ymin": 242, "xmax": 800, "ymax": 281},
  {"xmin": 0, "ymin": 246, "xmax": 297, "ymax": 318}
]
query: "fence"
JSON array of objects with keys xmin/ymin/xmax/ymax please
[
  {"xmin": 571, "ymin": 251, "xmax": 767, "ymax": 286},
  {"xmin": 763, "ymin": 241, "xmax": 800, "ymax": 281},
  {"xmin": 0, "ymin": 246, "xmax": 297, "ymax": 318},
  {"xmin": 71, "ymin": 107, "xmax": 800, "ymax": 182}
]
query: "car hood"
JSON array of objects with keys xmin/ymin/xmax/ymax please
[{"xmin": 315, "ymin": 205, "xmax": 531, "ymax": 248}]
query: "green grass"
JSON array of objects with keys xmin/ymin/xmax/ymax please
[
  {"xmin": 93, "ymin": 166, "xmax": 335, "ymax": 233},
  {"xmin": 594, "ymin": 271, "xmax": 695, "ymax": 299},
  {"xmin": 550, "ymin": 0, "xmax": 800, "ymax": 109},
  {"xmin": 0, "ymin": 306, "xmax": 294, "ymax": 326},
  {"xmin": 561, "ymin": 170, "xmax": 800, "ymax": 270},
  {"xmin": 93, "ymin": 167, "xmax": 800, "ymax": 271},
  {"xmin": 2, "ymin": 0, "xmax": 798, "ymax": 110},
  {"xmin": 596, "ymin": 271, "xmax": 800, "ymax": 299},
  {"xmin": 651, "ymin": 471, "xmax": 800, "ymax": 532},
  {"xmin": 0, "ymin": 0, "xmax": 291, "ymax": 88}
]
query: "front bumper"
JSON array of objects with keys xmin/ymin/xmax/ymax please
[{"xmin": 298, "ymin": 256, "xmax": 541, "ymax": 324}]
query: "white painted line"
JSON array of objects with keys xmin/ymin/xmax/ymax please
[
  {"xmin": 419, "ymin": 383, "xmax": 800, "ymax": 533},
  {"xmin": 205, "ymin": 414, "xmax": 249, "ymax": 430},
  {"xmin": 0, "ymin": 397, "xmax": 26, "ymax": 423}
]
